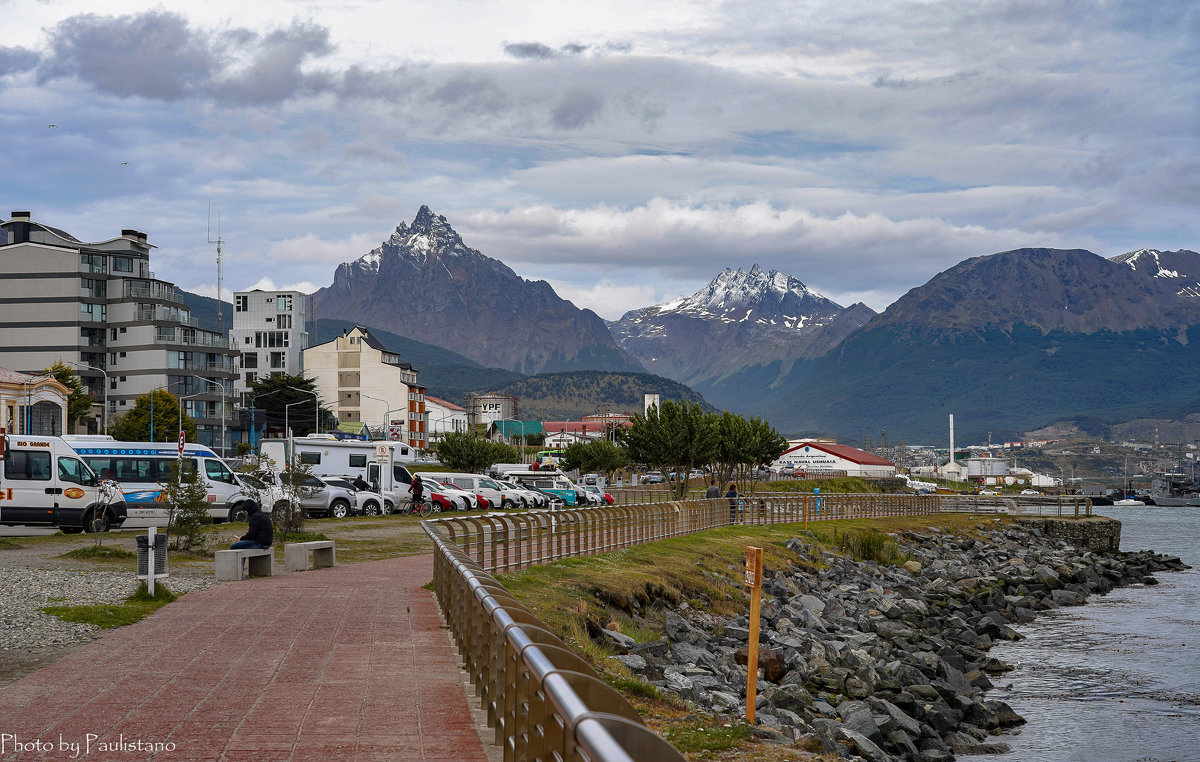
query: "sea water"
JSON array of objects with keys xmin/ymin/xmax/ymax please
[{"xmin": 961, "ymin": 506, "xmax": 1200, "ymax": 762}]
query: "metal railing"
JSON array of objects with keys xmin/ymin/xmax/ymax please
[
  {"xmin": 426, "ymin": 529, "xmax": 686, "ymax": 762},
  {"xmin": 422, "ymin": 492, "xmax": 1091, "ymax": 761}
]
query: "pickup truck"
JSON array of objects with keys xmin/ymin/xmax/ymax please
[{"xmin": 1, "ymin": 434, "xmax": 127, "ymax": 532}]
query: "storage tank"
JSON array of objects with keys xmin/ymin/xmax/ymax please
[{"xmin": 468, "ymin": 394, "xmax": 518, "ymax": 428}]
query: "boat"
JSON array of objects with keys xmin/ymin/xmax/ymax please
[
  {"xmin": 1144, "ymin": 472, "xmax": 1200, "ymax": 507},
  {"xmin": 1113, "ymin": 497, "xmax": 1146, "ymax": 506}
]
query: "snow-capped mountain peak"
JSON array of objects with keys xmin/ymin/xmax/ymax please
[
  {"xmin": 639, "ymin": 264, "xmax": 839, "ymax": 330},
  {"xmin": 1112, "ymin": 248, "xmax": 1200, "ymax": 298}
]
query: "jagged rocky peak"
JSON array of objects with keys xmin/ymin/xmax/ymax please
[{"xmin": 356, "ymin": 205, "xmax": 472, "ymax": 272}]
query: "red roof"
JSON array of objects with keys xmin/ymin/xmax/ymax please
[
  {"xmin": 424, "ymin": 394, "xmax": 465, "ymax": 412},
  {"xmin": 543, "ymin": 421, "xmax": 631, "ymax": 434},
  {"xmin": 783, "ymin": 441, "xmax": 895, "ymax": 467}
]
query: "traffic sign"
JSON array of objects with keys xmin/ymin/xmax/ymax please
[{"xmin": 177, "ymin": 431, "xmax": 186, "ymax": 454}]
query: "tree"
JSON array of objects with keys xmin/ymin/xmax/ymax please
[
  {"xmin": 44, "ymin": 361, "xmax": 93, "ymax": 428},
  {"xmin": 436, "ymin": 432, "xmax": 516, "ymax": 473},
  {"xmin": 111, "ymin": 389, "xmax": 197, "ymax": 442},
  {"xmin": 562, "ymin": 439, "xmax": 628, "ymax": 478},
  {"xmin": 618, "ymin": 400, "xmax": 718, "ymax": 499},
  {"xmin": 161, "ymin": 457, "xmax": 212, "ymax": 552},
  {"xmin": 247, "ymin": 374, "xmax": 332, "ymax": 437},
  {"xmin": 711, "ymin": 412, "xmax": 789, "ymax": 493}
]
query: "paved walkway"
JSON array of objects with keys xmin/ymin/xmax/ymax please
[{"xmin": 0, "ymin": 555, "xmax": 492, "ymax": 761}]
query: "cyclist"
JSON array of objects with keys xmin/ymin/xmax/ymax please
[{"xmin": 410, "ymin": 473, "xmax": 424, "ymax": 511}]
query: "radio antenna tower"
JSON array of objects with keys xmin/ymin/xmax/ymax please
[{"xmin": 208, "ymin": 200, "xmax": 225, "ymax": 336}]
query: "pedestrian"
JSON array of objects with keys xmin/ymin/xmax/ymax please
[
  {"xmin": 725, "ymin": 482, "xmax": 739, "ymax": 522},
  {"xmin": 352, "ymin": 474, "xmax": 369, "ymax": 491},
  {"xmin": 705, "ymin": 479, "xmax": 720, "ymax": 499},
  {"xmin": 230, "ymin": 502, "xmax": 273, "ymax": 550}
]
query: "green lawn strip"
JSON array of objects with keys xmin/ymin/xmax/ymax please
[
  {"xmin": 42, "ymin": 583, "xmax": 179, "ymax": 629},
  {"xmin": 497, "ymin": 514, "xmax": 1013, "ymax": 735}
]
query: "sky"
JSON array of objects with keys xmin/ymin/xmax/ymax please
[{"xmin": 2, "ymin": 0, "xmax": 1197, "ymax": 320}]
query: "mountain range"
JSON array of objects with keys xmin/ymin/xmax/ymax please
[{"xmin": 193, "ymin": 204, "xmax": 1200, "ymax": 445}]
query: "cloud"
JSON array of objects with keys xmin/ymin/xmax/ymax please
[
  {"xmin": 36, "ymin": 11, "xmax": 335, "ymax": 104},
  {"xmin": 552, "ymin": 89, "xmax": 603, "ymax": 129},
  {"xmin": 546, "ymin": 278, "xmax": 666, "ymax": 320},
  {"xmin": 0, "ymin": 46, "xmax": 38, "ymax": 75},
  {"xmin": 504, "ymin": 42, "xmax": 555, "ymax": 60},
  {"xmin": 38, "ymin": 11, "xmax": 216, "ymax": 99}
]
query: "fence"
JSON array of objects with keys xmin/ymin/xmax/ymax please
[{"xmin": 422, "ymin": 492, "xmax": 1091, "ymax": 761}]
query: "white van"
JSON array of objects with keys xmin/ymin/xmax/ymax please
[
  {"xmin": 1, "ymin": 434, "xmax": 128, "ymax": 532},
  {"xmin": 66, "ymin": 436, "xmax": 255, "ymax": 523},
  {"xmin": 487, "ymin": 469, "xmax": 578, "ymax": 507},
  {"xmin": 422, "ymin": 472, "xmax": 523, "ymax": 510},
  {"xmin": 259, "ymin": 436, "xmax": 416, "ymax": 513}
]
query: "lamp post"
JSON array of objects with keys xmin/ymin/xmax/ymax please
[
  {"xmin": 68, "ymin": 361, "xmax": 109, "ymax": 436},
  {"xmin": 192, "ymin": 375, "xmax": 228, "ymax": 457},
  {"xmin": 285, "ymin": 400, "xmax": 308, "ymax": 471},
  {"xmin": 362, "ymin": 393, "xmax": 403, "ymax": 441},
  {"xmin": 179, "ymin": 392, "xmax": 204, "ymax": 441},
  {"xmin": 287, "ymin": 386, "xmax": 320, "ymax": 436},
  {"xmin": 148, "ymin": 384, "xmax": 173, "ymax": 442},
  {"xmin": 248, "ymin": 389, "xmax": 280, "ymax": 452}
]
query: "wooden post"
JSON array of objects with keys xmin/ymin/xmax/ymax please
[{"xmin": 744, "ymin": 546, "xmax": 763, "ymax": 724}]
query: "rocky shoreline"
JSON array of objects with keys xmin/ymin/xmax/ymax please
[{"xmin": 605, "ymin": 518, "xmax": 1188, "ymax": 761}]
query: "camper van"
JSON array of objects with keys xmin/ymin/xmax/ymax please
[
  {"xmin": 259, "ymin": 435, "xmax": 416, "ymax": 513},
  {"xmin": 65, "ymin": 436, "xmax": 256, "ymax": 523},
  {"xmin": 0, "ymin": 433, "xmax": 128, "ymax": 532}
]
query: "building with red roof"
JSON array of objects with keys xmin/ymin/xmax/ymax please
[{"xmin": 773, "ymin": 440, "xmax": 896, "ymax": 478}]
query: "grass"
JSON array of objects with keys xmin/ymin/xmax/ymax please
[
  {"xmin": 58, "ymin": 545, "xmax": 136, "ymax": 562},
  {"xmin": 0, "ymin": 538, "xmax": 20, "ymax": 548},
  {"xmin": 662, "ymin": 718, "xmax": 753, "ymax": 753},
  {"xmin": 42, "ymin": 582, "xmax": 179, "ymax": 629}
]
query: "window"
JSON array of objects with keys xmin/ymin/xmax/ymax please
[
  {"xmin": 349, "ymin": 454, "xmax": 367, "ymax": 468},
  {"xmin": 276, "ymin": 314, "xmax": 292, "ymax": 329},
  {"xmin": 111, "ymin": 256, "xmax": 133, "ymax": 273},
  {"xmin": 276, "ymin": 294, "xmax": 292, "ymax": 312},
  {"xmin": 80, "ymin": 303, "xmax": 106, "ymax": 321},
  {"xmin": 6, "ymin": 451, "xmax": 51, "ymax": 481},
  {"xmin": 244, "ymin": 336, "xmax": 252, "ymax": 345},
  {"xmin": 299, "ymin": 452, "xmax": 321, "ymax": 465},
  {"xmin": 244, "ymin": 372, "xmax": 256, "ymax": 385},
  {"xmin": 58, "ymin": 457, "xmax": 89, "ymax": 485},
  {"xmin": 204, "ymin": 459, "xmax": 234, "ymax": 484},
  {"xmin": 270, "ymin": 352, "xmax": 285, "ymax": 369},
  {"xmin": 81, "ymin": 278, "xmax": 106, "ymax": 298},
  {"xmin": 235, "ymin": 295, "xmax": 248, "ymax": 311},
  {"xmin": 242, "ymin": 354, "xmax": 258, "ymax": 369},
  {"xmin": 81, "ymin": 254, "xmax": 107, "ymax": 273},
  {"xmin": 254, "ymin": 331, "xmax": 289, "ymax": 348}
]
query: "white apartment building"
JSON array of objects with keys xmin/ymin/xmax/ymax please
[
  {"xmin": 0, "ymin": 212, "xmax": 237, "ymax": 450},
  {"xmin": 303, "ymin": 326, "xmax": 427, "ymax": 450},
  {"xmin": 231, "ymin": 289, "xmax": 309, "ymax": 400}
]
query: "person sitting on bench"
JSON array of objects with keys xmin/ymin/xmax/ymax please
[{"xmin": 230, "ymin": 502, "xmax": 273, "ymax": 550}]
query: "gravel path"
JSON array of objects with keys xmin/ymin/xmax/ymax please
[{"xmin": 0, "ymin": 568, "xmax": 217, "ymax": 650}]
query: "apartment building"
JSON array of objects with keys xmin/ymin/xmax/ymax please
[
  {"xmin": 0, "ymin": 212, "xmax": 238, "ymax": 450},
  {"xmin": 303, "ymin": 326, "xmax": 427, "ymax": 450},
  {"xmin": 231, "ymin": 288, "xmax": 309, "ymax": 401}
]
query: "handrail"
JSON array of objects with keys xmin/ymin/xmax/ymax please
[{"xmin": 423, "ymin": 492, "xmax": 1091, "ymax": 761}]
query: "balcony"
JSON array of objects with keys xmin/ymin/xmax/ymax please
[
  {"xmin": 124, "ymin": 281, "xmax": 180, "ymax": 302},
  {"xmin": 136, "ymin": 307, "xmax": 199, "ymax": 327},
  {"xmin": 154, "ymin": 331, "xmax": 234, "ymax": 348}
]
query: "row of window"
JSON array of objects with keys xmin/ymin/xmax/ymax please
[
  {"xmin": 241, "ymin": 352, "xmax": 288, "ymax": 370},
  {"xmin": 235, "ymin": 294, "xmax": 295, "ymax": 312}
]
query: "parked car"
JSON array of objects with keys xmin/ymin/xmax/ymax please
[
  {"xmin": 431, "ymin": 480, "xmax": 478, "ymax": 511},
  {"xmin": 979, "ymin": 489, "xmax": 1000, "ymax": 496},
  {"xmin": 320, "ymin": 476, "xmax": 385, "ymax": 516},
  {"xmin": 1020, "ymin": 489, "xmax": 1041, "ymax": 496},
  {"xmin": 582, "ymin": 485, "xmax": 613, "ymax": 505},
  {"xmin": 574, "ymin": 484, "xmax": 601, "ymax": 506},
  {"xmin": 582, "ymin": 473, "xmax": 599, "ymax": 485},
  {"xmin": 248, "ymin": 471, "xmax": 357, "ymax": 519},
  {"xmin": 645, "ymin": 471, "xmax": 665, "ymax": 484},
  {"xmin": 496, "ymin": 479, "xmax": 546, "ymax": 509}
]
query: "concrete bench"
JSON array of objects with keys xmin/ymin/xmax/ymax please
[
  {"xmin": 214, "ymin": 548, "xmax": 274, "ymax": 581},
  {"xmin": 284, "ymin": 540, "xmax": 337, "ymax": 572}
]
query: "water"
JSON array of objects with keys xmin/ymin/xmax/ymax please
[{"xmin": 961, "ymin": 506, "xmax": 1200, "ymax": 762}]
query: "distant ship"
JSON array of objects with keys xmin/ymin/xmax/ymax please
[{"xmin": 1143, "ymin": 472, "xmax": 1200, "ymax": 507}]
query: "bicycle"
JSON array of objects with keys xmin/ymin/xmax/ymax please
[{"xmin": 407, "ymin": 495, "xmax": 434, "ymax": 518}]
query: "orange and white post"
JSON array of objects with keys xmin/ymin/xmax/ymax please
[{"xmin": 744, "ymin": 545, "xmax": 763, "ymax": 723}]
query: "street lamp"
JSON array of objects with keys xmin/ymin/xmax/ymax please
[
  {"xmin": 180, "ymin": 392, "xmax": 204, "ymax": 441},
  {"xmin": 192, "ymin": 375, "xmax": 228, "ymax": 457},
  {"xmin": 68, "ymin": 361, "xmax": 109, "ymax": 435},
  {"xmin": 362, "ymin": 393, "xmax": 404, "ymax": 441},
  {"xmin": 285, "ymin": 400, "xmax": 308, "ymax": 470},
  {"xmin": 147, "ymin": 384, "xmax": 173, "ymax": 442},
  {"xmin": 247, "ymin": 389, "xmax": 280, "ymax": 451},
  {"xmin": 287, "ymin": 386, "xmax": 320, "ymax": 435}
]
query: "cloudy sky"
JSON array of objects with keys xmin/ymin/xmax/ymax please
[{"xmin": 3, "ymin": 1, "xmax": 1197, "ymax": 319}]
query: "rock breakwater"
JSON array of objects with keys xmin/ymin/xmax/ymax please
[{"xmin": 608, "ymin": 518, "xmax": 1187, "ymax": 761}]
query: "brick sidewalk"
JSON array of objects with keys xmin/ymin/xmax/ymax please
[{"xmin": 0, "ymin": 555, "xmax": 492, "ymax": 761}]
